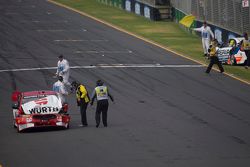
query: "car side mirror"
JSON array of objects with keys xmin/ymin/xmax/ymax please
[
  {"xmin": 12, "ymin": 91, "xmax": 21, "ymax": 102},
  {"xmin": 12, "ymin": 103, "xmax": 19, "ymax": 109}
]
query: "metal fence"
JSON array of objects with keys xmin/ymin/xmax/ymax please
[{"xmin": 171, "ymin": 0, "xmax": 250, "ymax": 35}]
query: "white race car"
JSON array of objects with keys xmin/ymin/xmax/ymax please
[{"xmin": 217, "ymin": 37, "xmax": 247, "ymax": 65}]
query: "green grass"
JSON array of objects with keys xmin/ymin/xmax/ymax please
[{"xmin": 53, "ymin": 0, "xmax": 250, "ymax": 83}]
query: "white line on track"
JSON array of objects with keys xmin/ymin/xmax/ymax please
[
  {"xmin": 36, "ymin": 29, "xmax": 66, "ymax": 32},
  {"xmin": 20, "ymin": 20, "xmax": 68, "ymax": 23},
  {"xmin": 4, "ymin": 12, "xmax": 19, "ymax": 15},
  {"xmin": 0, "ymin": 64, "xmax": 203, "ymax": 73},
  {"xmin": 36, "ymin": 29, "xmax": 87, "ymax": 32},
  {"xmin": 75, "ymin": 50, "xmax": 133, "ymax": 54},
  {"xmin": 54, "ymin": 39, "xmax": 108, "ymax": 42}
]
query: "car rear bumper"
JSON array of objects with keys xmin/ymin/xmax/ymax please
[
  {"xmin": 18, "ymin": 122, "xmax": 69, "ymax": 131},
  {"xmin": 16, "ymin": 114, "xmax": 70, "ymax": 132}
]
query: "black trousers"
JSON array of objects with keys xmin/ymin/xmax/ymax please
[
  {"xmin": 245, "ymin": 50, "xmax": 250, "ymax": 67},
  {"xmin": 79, "ymin": 100, "xmax": 88, "ymax": 125},
  {"xmin": 95, "ymin": 100, "xmax": 109, "ymax": 126},
  {"xmin": 206, "ymin": 56, "xmax": 224, "ymax": 73}
]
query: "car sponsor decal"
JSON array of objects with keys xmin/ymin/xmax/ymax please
[
  {"xmin": 22, "ymin": 95, "xmax": 62, "ymax": 114},
  {"xmin": 34, "ymin": 98, "xmax": 48, "ymax": 105},
  {"xmin": 28, "ymin": 106, "xmax": 59, "ymax": 114}
]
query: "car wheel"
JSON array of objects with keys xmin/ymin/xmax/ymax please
[
  {"xmin": 13, "ymin": 121, "xmax": 17, "ymax": 128},
  {"xmin": 17, "ymin": 125, "xmax": 21, "ymax": 133},
  {"xmin": 65, "ymin": 123, "xmax": 70, "ymax": 129},
  {"xmin": 244, "ymin": 60, "xmax": 247, "ymax": 66},
  {"xmin": 230, "ymin": 56, "xmax": 237, "ymax": 65}
]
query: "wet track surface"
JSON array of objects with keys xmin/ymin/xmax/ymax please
[{"xmin": 1, "ymin": 0, "xmax": 250, "ymax": 167}]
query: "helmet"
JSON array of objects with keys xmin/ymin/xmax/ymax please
[
  {"xmin": 96, "ymin": 80, "xmax": 104, "ymax": 86},
  {"xmin": 58, "ymin": 76, "xmax": 63, "ymax": 82}
]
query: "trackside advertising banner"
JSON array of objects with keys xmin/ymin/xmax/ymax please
[{"xmin": 22, "ymin": 95, "xmax": 62, "ymax": 115}]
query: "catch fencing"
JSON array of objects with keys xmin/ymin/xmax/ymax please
[{"xmin": 171, "ymin": 0, "xmax": 250, "ymax": 35}]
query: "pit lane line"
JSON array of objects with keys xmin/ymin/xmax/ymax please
[{"xmin": 0, "ymin": 64, "xmax": 203, "ymax": 73}]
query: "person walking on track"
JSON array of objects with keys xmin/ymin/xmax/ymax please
[
  {"xmin": 90, "ymin": 80, "xmax": 114, "ymax": 128},
  {"xmin": 55, "ymin": 54, "xmax": 70, "ymax": 86},
  {"xmin": 71, "ymin": 81, "xmax": 90, "ymax": 127}
]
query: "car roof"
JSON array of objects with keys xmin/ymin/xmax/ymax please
[{"xmin": 22, "ymin": 91, "xmax": 56, "ymax": 98}]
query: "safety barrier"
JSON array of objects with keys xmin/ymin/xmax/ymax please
[
  {"xmin": 98, "ymin": 0, "xmax": 171, "ymax": 20},
  {"xmin": 97, "ymin": 0, "xmax": 123, "ymax": 8}
]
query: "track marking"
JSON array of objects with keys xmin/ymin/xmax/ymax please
[
  {"xmin": 47, "ymin": 0, "xmax": 250, "ymax": 85},
  {"xmin": 0, "ymin": 64, "xmax": 204, "ymax": 73},
  {"xmin": 4, "ymin": 12, "xmax": 18, "ymax": 15},
  {"xmin": 54, "ymin": 39, "xmax": 108, "ymax": 42},
  {"xmin": 75, "ymin": 50, "xmax": 132, "ymax": 54},
  {"xmin": 20, "ymin": 20, "xmax": 68, "ymax": 23},
  {"xmin": 36, "ymin": 29, "xmax": 86, "ymax": 32},
  {"xmin": 36, "ymin": 29, "xmax": 66, "ymax": 32}
]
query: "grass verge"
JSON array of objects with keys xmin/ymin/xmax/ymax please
[{"xmin": 52, "ymin": 0, "xmax": 250, "ymax": 84}]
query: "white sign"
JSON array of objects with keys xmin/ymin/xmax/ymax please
[
  {"xmin": 215, "ymin": 29, "xmax": 222, "ymax": 43},
  {"xmin": 144, "ymin": 6, "xmax": 150, "ymax": 19},
  {"xmin": 22, "ymin": 95, "xmax": 62, "ymax": 115},
  {"xmin": 242, "ymin": 0, "xmax": 249, "ymax": 7},
  {"xmin": 135, "ymin": 3, "xmax": 140, "ymax": 15},
  {"xmin": 125, "ymin": 0, "xmax": 131, "ymax": 12}
]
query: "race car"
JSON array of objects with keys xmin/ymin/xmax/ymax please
[
  {"xmin": 11, "ymin": 90, "xmax": 70, "ymax": 132},
  {"xmin": 217, "ymin": 37, "xmax": 247, "ymax": 65}
]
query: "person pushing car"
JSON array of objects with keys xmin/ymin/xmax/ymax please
[{"xmin": 53, "ymin": 76, "xmax": 68, "ymax": 103}]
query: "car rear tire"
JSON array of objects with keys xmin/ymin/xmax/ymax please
[
  {"xmin": 229, "ymin": 56, "xmax": 237, "ymax": 65},
  {"xmin": 17, "ymin": 125, "xmax": 21, "ymax": 133},
  {"xmin": 65, "ymin": 123, "xmax": 70, "ymax": 129},
  {"xmin": 13, "ymin": 121, "xmax": 17, "ymax": 128}
]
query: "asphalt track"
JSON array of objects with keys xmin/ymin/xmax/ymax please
[{"xmin": 1, "ymin": 0, "xmax": 250, "ymax": 167}]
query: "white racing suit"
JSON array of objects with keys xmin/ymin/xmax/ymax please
[
  {"xmin": 53, "ymin": 80, "xmax": 68, "ymax": 104},
  {"xmin": 56, "ymin": 59, "xmax": 70, "ymax": 85},
  {"xmin": 193, "ymin": 26, "xmax": 214, "ymax": 55}
]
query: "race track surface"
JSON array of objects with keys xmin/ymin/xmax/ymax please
[{"xmin": 1, "ymin": 0, "xmax": 250, "ymax": 167}]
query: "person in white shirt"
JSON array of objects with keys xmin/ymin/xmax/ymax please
[
  {"xmin": 193, "ymin": 21, "xmax": 214, "ymax": 57},
  {"xmin": 53, "ymin": 76, "xmax": 68, "ymax": 104},
  {"xmin": 56, "ymin": 55, "xmax": 70, "ymax": 85}
]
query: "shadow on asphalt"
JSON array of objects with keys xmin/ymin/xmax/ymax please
[{"xmin": 17, "ymin": 126, "xmax": 68, "ymax": 133}]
